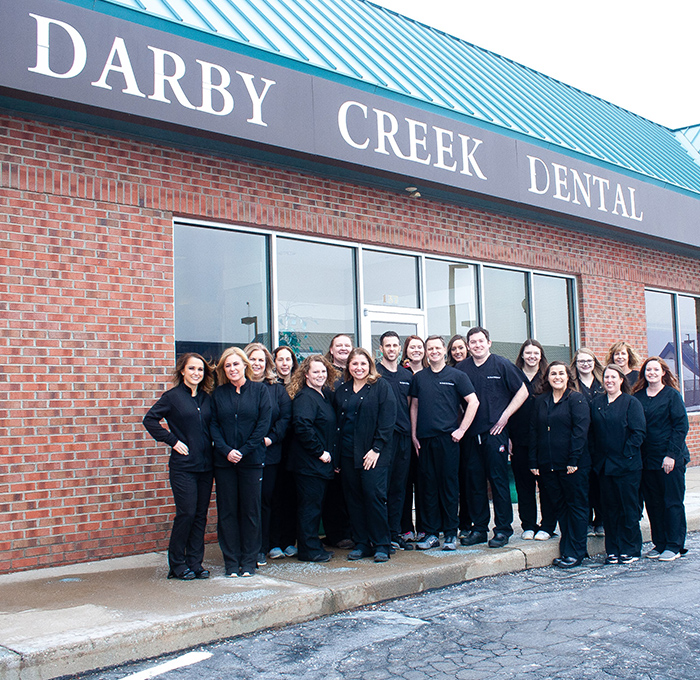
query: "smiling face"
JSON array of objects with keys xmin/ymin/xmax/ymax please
[
  {"xmin": 224, "ymin": 354, "xmax": 246, "ymax": 386},
  {"xmin": 330, "ymin": 335, "xmax": 353, "ymax": 367},
  {"xmin": 644, "ymin": 359, "xmax": 663, "ymax": 388},
  {"xmin": 274, "ymin": 348, "xmax": 294, "ymax": 378},
  {"xmin": 547, "ymin": 364, "xmax": 569, "ymax": 392},
  {"xmin": 522, "ymin": 345, "xmax": 542, "ymax": 369},
  {"xmin": 467, "ymin": 332, "xmax": 491, "ymax": 362},
  {"xmin": 613, "ymin": 348, "xmax": 629, "ymax": 371},
  {"xmin": 406, "ymin": 339, "xmax": 425, "ymax": 363},
  {"xmin": 603, "ymin": 367, "xmax": 624, "ymax": 397},
  {"xmin": 381, "ymin": 336, "xmax": 402, "ymax": 363},
  {"xmin": 576, "ymin": 352, "xmax": 595, "ymax": 377},
  {"xmin": 305, "ymin": 360, "xmax": 328, "ymax": 390},
  {"xmin": 248, "ymin": 349, "xmax": 267, "ymax": 379},
  {"xmin": 181, "ymin": 357, "xmax": 205, "ymax": 390},
  {"xmin": 450, "ymin": 339, "xmax": 467, "ymax": 363},
  {"xmin": 348, "ymin": 353, "xmax": 370, "ymax": 382},
  {"xmin": 425, "ymin": 338, "xmax": 446, "ymax": 366}
]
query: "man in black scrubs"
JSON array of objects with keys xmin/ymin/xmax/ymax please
[
  {"xmin": 410, "ymin": 335, "xmax": 479, "ymax": 550},
  {"xmin": 377, "ymin": 331, "xmax": 414, "ymax": 551},
  {"xmin": 457, "ymin": 327, "xmax": 528, "ymax": 548}
]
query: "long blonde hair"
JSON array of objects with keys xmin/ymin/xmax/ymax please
[{"xmin": 216, "ymin": 346, "xmax": 253, "ymax": 385}]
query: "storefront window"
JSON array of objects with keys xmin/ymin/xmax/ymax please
[
  {"xmin": 678, "ymin": 295, "xmax": 700, "ymax": 409},
  {"xmin": 645, "ymin": 290, "xmax": 677, "ymax": 376},
  {"xmin": 174, "ymin": 225, "xmax": 269, "ymax": 361},
  {"xmin": 483, "ymin": 267, "xmax": 529, "ymax": 362},
  {"xmin": 425, "ymin": 259, "xmax": 477, "ymax": 340},
  {"xmin": 277, "ymin": 238, "xmax": 356, "ymax": 356},
  {"xmin": 532, "ymin": 274, "xmax": 575, "ymax": 362},
  {"xmin": 363, "ymin": 250, "xmax": 420, "ymax": 308}
]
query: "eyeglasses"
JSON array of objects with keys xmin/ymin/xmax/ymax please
[{"xmin": 576, "ymin": 359, "xmax": 594, "ymax": 365}]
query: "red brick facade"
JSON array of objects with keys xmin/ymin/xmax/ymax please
[{"xmin": 1, "ymin": 113, "xmax": 699, "ymax": 573}]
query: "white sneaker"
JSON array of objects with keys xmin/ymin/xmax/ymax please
[
  {"xmin": 645, "ymin": 548, "xmax": 661, "ymax": 559},
  {"xmin": 658, "ymin": 550, "xmax": 680, "ymax": 562},
  {"xmin": 521, "ymin": 530, "xmax": 535, "ymax": 540},
  {"xmin": 534, "ymin": 530, "xmax": 552, "ymax": 541}
]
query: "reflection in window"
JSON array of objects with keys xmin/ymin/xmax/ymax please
[
  {"xmin": 678, "ymin": 296, "xmax": 700, "ymax": 408},
  {"xmin": 174, "ymin": 225, "xmax": 269, "ymax": 362},
  {"xmin": 426, "ymin": 260, "xmax": 477, "ymax": 340},
  {"xmin": 645, "ymin": 290, "xmax": 677, "ymax": 375},
  {"xmin": 370, "ymin": 321, "xmax": 419, "ymax": 363},
  {"xmin": 532, "ymin": 275, "xmax": 574, "ymax": 362},
  {"xmin": 277, "ymin": 238, "xmax": 356, "ymax": 357},
  {"xmin": 363, "ymin": 250, "xmax": 419, "ymax": 308},
  {"xmin": 483, "ymin": 267, "xmax": 528, "ymax": 362}
]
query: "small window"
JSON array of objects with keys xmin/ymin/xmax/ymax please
[
  {"xmin": 425, "ymin": 259, "xmax": 477, "ymax": 339},
  {"xmin": 645, "ymin": 290, "xmax": 677, "ymax": 376},
  {"xmin": 277, "ymin": 238, "xmax": 356, "ymax": 356},
  {"xmin": 363, "ymin": 250, "xmax": 419, "ymax": 308},
  {"xmin": 174, "ymin": 225, "xmax": 269, "ymax": 361},
  {"xmin": 678, "ymin": 295, "xmax": 700, "ymax": 408},
  {"xmin": 483, "ymin": 267, "xmax": 529, "ymax": 362},
  {"xmin": 532, "ymin": 274, "xmax": 575, "ymax": 362}
]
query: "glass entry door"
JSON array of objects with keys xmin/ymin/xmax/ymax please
[{"xmin": 362, "ymin": 311, "xmax": 426, "ymax": 364}]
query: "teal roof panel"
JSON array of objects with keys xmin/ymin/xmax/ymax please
[{"xmin": 102, "ymin": 0, "xmax": 700, "ymax": 195}]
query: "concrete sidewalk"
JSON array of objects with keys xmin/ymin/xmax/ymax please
[{"xmin": 3, "ymin": 467, "xmax": 700, "ymax": 680}]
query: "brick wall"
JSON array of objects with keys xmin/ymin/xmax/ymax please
[{"xmin": 1, "ymin": 113, "xmax": 699, "ymax": 572}]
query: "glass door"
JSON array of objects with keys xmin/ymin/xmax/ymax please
[{"xmin": 361, "ymin": 310, "xmax": 426, "ymax": 363}]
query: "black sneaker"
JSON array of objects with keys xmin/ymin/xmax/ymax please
[
  {"xmin": 460, "ymin": 531, "xmax": 488, "ymax": 546},
  {"xmin": 488, "ymin": 533, "xmax": 509, "ymax": 548},
  {"xmin": 605, "ymin": 554, "xmax": 619, "ymax": 565},
  {"xmin": 393, "ymin": 536, "xmax": 414, "ymax": 551}
]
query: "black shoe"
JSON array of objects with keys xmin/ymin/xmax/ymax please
[
  {"xmin": 488, "ymin": 533, "xmax": 509, "ymax": 549},
  {"xmin": 193, "ymin": 569, "xmax": 210, "ymax": 579},
  {"xmin": 460, "ymin": 531, "xmax": 488, "ymax": 546},
  {"xmin": 348, "ymin": 548, "xmax": 372, "ymax": 560},
  {"xmin": 374, "ymin": 552, "xmax": 389, "ymax": 563},
  {"xmin": 336, "ymin": 538, "xmax": 355, "ymax": 550},
  {"xmin": 552, "ymin": 557, "xmax": 562, "ymax": 567},
  {"xmin": 167, "ymin": 568, "xmax": 196, "ymax": 581},
  {"xmin": 300, "ymin": 552, "xmax": 332, "ymax": 563},
  {"xmin": 393, "ymin": 536, "xmax": 414, "ymax": 551},
  {"xmin": 605, "ymin": 554, "xmax": 619, "ymax": 565},
  {"xmin": 557, "ymin": 556, "xmax": 583, "ymax": 569}
]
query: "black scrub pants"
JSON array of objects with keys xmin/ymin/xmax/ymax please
[
  {"xmin": 387, "ymin": 432, "xmax": 411, "ymax": 540},
  {"xmin": 417, "ymin": 433, "xmax": 460, "ymax": 538},
  {"xmin": 214, "ymin": 465, "xmax": 263, "ymax": 574},
  {"xmin": 600, "ymin": 470, "xmax": 642, "ymax": 557},
  {"xmin": 296, "ymin": 473, "xmax": 330, "ymax": 560},
  {"xmin": 643, "ymin": 463, "xmax": 687, "ymax": 554},
  {"xmin": 401, "ymin": 444, "xmax": 424, "ymax": 535},
  {"xmin": 341, "ymin": 453, "xmax": 391, "ymax": 555},
  {"xmin": 269, "ymin": 465, "xmax": 297, "ymax": 550},
  {"xmin": 465, "ymin": 431, "xmax": 513, "ymax": 537},
  {"xmin": 511, "ymin": 443, "xmax": 556, "ymax": 534},
  {"xmin": 458, "ymin": 437, "xmax": 473, "ymax": 534},
  {"xmin": 168, "ymin": 467, "xmax": 213, "ymax": 575},
  {"xmin": 260, "ymin": 462, "xmax": 278, "ymax": 554},
  {"xmin": 322, "ymin": 473, "xmax": 352, "ymax": 546},
  {"xmin": 538, "ymin": 467, "xmax": 589, "ymax": 561}
]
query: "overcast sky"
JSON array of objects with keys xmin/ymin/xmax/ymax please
[{"xmin": 373, "ymin": 0, "xmax": 700, "ymax": 130}]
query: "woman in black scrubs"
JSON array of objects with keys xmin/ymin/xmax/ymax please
[
  {"xmin": 268, "ymin": 345, "xmax": 299, "ymax": 559},
  {"xmin": 633, "ymin": 357, "xmax": 690, "ymax": 562},
  {"xmin": 211, "ymin": 347, "xmax": 271, "ymax": 577},
  {"xmin": 288, "ymin": 355, "xmax": 337, "ymax": 562},
  {"xmin": 571, "ymin": 348, "xmax": 606, "ymax": 537},
  {"xmin": 511, "ymin": 339, "xmax": 555, "ymax": 541},
  {"xmin": 529, "ymin": 361, "xmax": 590, "ymax": 568},
  {"xmin": 245, "ymin": 343, "xmax": 292, "ymax": 567},
  {"xmin": 335, "ymin": 347, "xmax": 397, "ymax": 562},
  {"xmin": 605, "ymin": 341, "xmax": 642, "ymax": 387},
  {"xmin": 590, "ymin": 364, "xmax": 646, "ymax": 565},
  {"xmin": 447, "ymin": 334, "xmax": 468, "ymax": 367},
  {"xmin": 143, "ymin": 353, "xmax": 215, "ymax": 580}
]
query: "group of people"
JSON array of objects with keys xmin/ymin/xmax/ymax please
[{"xmin": 143, "ymin": 329, "xmax": 690, "ymax": 579}]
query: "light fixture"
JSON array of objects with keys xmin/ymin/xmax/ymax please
[{"xmin": 405, "ymin": 186, "xmax": 421, "ymax": 198}]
